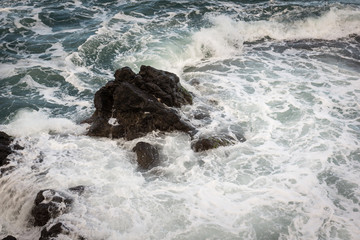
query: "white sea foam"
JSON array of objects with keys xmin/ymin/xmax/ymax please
[
  {"xmin": 1, "ymin": 110, "xmax": 87, "ymax": 137},
  {"xmin": 1, "ymin": 1, "xmax": 360, "ymax": 239},
  {"xmin": 187, "ymin": 6, "xmax": 360, "ymax": 59},
  {"xmin": 30, "ymin": 9, "xmax": 53, "ymax": 35}
]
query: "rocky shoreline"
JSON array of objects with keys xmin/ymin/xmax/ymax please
[{"xmin": 0, "ymin": 66, "xmax": 245, "ymax": 239}]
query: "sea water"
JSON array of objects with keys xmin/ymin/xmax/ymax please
[{"xmin": 0, "ymin": 0, "xmax": 360, "ymax": 239}]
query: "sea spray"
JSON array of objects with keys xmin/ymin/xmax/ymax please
[{"xmin": 1, "ymin": 0, "xmax": 360, "ymax": 239}]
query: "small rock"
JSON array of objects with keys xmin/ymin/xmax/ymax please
[
  {"xmin": 39, "ymin": 222, "xmax": 69, "ymax": 240},
  {"xmin": 31, "ymin": 189, "xmax": 73, "ymax": 226},
  {"xmin": 133, "ymin": 142, "xmax": 160, "ymax": 170},
  {"xmin": 193, "ymin": 109, "xmax": 210, "ymax": 120},
  {"xmin": 68, "ymin": 185, "xmax": 85, "ymax": 195},
  {"xmin": 191, "ymin": 136, "xmax": 236, "ymax": 152},
  {"xmin": 189, "ymin": 78, "xmax": 200, "ymax": 86}
]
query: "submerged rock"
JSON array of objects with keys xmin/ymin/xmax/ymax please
[
  {"xmin": 31, "ymin": 189, "xmax": 73, "ymax": 226},
  {"xmin": 68, "ymin": 185, "xmax": 85, "ymax": 195},
  {"xmin": 133, "ymin": 142, "xmax": 160, "ymax": 170},
  {"xmin": 85, "ymin": 66, "xmax": 194, "ymax": 140},
  {"xmin": 191, "ymin": 135, "xmax": 238, "ymax": 152}
]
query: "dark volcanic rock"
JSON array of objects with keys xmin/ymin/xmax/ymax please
[
  {"xmin": 0, "ymin": 131, "xmax": 13, "ymax": 167},
  {"xmin": 191, "ymin": 135, "xmax": 237, "ymax": 152},
  {"xmin": 2, "ymin": 236, "xmax": 17, "ymax": 240},
  {"xmin": 39, "ymin": 222, "xmax": 69, "ymax": 240},
  {"xmin": 68, "ymin": 185, "xmax": 85, "ymax": 195},
  {"xmin": 0, "ymin": 131, "xmax": 23, "ymax": 176},
  {"xmin": 0, "ymin": 131, "xmax": 12, "ymax": 146},
  {"xmin": 31, "ymin": 189, "xmax": 73, "ymax": 226},
  {"xmin": 86, "ymin": 66, "xmax": 194, "ymax": 140},
  {"xmin": 133, "ymin": 142, "xmax": 160, "ymax": 170},
  {"xmin": 137, "ymin": 65, "xmax": 192, "ymax": 107}
]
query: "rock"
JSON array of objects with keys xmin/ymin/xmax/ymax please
[
  {"xmin": 85, "ymin": 66, "xmax": 195, "ymax": 140},
  {"xmin": 133, "ymin": 142, "xmax": 160, "ymax": 170},
  {"xmin": 0, "ymin": 131, "xmax": 23, "ymax": 176},
  {"xmin": 40, "ymin": 222, "xmax": 85, "ymax": 240},
  {"xmin": 354, "ymin": 34, "xmax": 360, "ymax": 43},
  {"xmin": 2, "ymin": 236, "xmax": 17, "ymax": 240},
  {"xmin": 0, "ymin": 166, "xmax": 16, "ymax": 177},
  {"xmin": 191, "ymin": 135, "xmax": 237, "ymax": 152},
  {"xmin": 0, "ymin": 131, "xmax": 13, "ymax": 167},
  {"xmin": 189, "ymin": 78, "xmax": 200, "ymax": 86},
  {"xmin": 39, "ymin": 222, "xmax": 69, "ymax": 240},
  {"xmin": 137, "ymin": 65, "xmax": 192, "ymax": 107},
  {"xmin": 0, "ymin": 131, "xmax": 12, "ymax": 145},
  {"xmin": 192, "ymin": 107, "xmax": 211, "ymax": 120},
  {"xmin": 68, "ymin": 185, "xmax": 85, "ymax": 195},
  {"xmin": 31, "ymin": 189, "xmax": 73, "ymax": 226}
]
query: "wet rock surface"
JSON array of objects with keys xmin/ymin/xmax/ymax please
[
  {"xmin": 85, "ymin": 66, "xmax": 194, "ymax": 140},
  {"xmin": 0, "ymin": 131, "xmax": 13, "ymax": 167},
  {"xmin": 84, "ymin": 66, "xmax": 247, "ymax": 153},
  {"xmin": 0, "ymin": 131, "xmax": 23, "ymax": 176},
  {"xmin": 30, "ymin": 187, "xmax": 85, "ymax": 239},
  {"xmin": 31, "ymin": 189, "xmax": 73, "ymax": 226},
  {"xmin": 39, "ymin": 222, "xmax": 69, "ymax": 240},
  {"xmin": 191, "ymin": 135, "xmax": 238, "ymax": 152},
  {"xmin": 133, "ymin": 142, "xmax": 160, "ymax": 170}
]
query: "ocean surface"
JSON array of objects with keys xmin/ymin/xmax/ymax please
[{"xmin": 1, "ymin": 0, "xmax": 360, "ymax": 239}]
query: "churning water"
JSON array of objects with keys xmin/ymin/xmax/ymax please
[{"xmin": 1, "ymin": 0, "xmax": 360, "ymax": 239}]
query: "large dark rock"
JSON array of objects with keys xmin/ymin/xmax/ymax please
[
  {"xmin": 0, "ymin": 131, "xmax": 13, "ymax": 167},
  {"xmin": 85, "ymin": 66, "xmax": 194, "ymax": 140},
  {"xmin": 31, "ymin": 189, "xmax": 73, "ymax": 226},
  {"xmin": 114, "ymin": 66, "xmax": 192, "ymax": 107},
  {"xmin": 0, "ymin": 131, "xmax": 23, "ymax": 176},
  {"xmin": 137, "ymin": 65, "xmax": 192, "ymax": 107},
  {"xmin": 133, "ymin": 142, "xmax": 160, "ymax": 170}
]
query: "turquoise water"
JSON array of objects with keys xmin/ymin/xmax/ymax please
[{"xmin": 1, "ymin": 0, "xmax": 360, "ymax": 239}]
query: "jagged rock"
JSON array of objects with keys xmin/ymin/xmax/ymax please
[
  {"xmin": 31, "ymin": 189, "xmax": 73, "ymax": 226},
  {"xmin": 133, "ymin": 142, "xmax": 160, "ymax": 170},
  {"xmin": 85, "ymin": 66, "xmax": 195, "ymax": 140},
  {"xmin": 2, "ymin": 236, "xmax": 17, "ymax": 240},
  {"xmin": 137, "ymin": 65, "xmax": 193, "ymax": 107},
  {"xmin": 39, "ymin": 222, "xmax": 69, "ymax": 240},
  {"xmin": 0, "ymin": 131, "xmax": 23, "ymax": 176},
  {"xmin": 191, "ymin": 135, "xmax": 238, "ymax": 152},
  {"xmin": 0, "ymin": 131, "xmax": 13, "ymax": 167}
]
